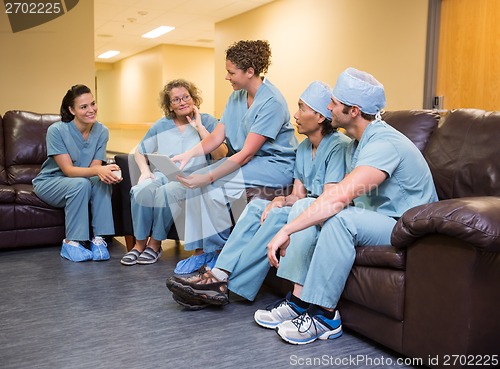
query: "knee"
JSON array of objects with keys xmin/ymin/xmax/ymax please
[
  {"xmin": 267, "ymin": 206, "xmax": 289, "ymax": 219},
  {"xmin": 320, "ymin": 210, "xmax": 358, "ymax": 238},
  {"xmin": 288, "ymin": 198, "xmax": 314, "ymax": 221},
  {"xmin": 70, "ymin": 178, "xmax": 91, "ymax": 196},
  {"xmin": 160, "ymin": 183, "xmax": 184, "ymax": 203},
  {"xmin": 131, "ymin": 184, "xmax": 155, "ymax": 203},
  {"xmin": 248, "ymin": 199, "xmax": 268, "ymax": 210},
  {"xmin": 93, "ymin": 178, "xmax": 112, "ymax": 194}
]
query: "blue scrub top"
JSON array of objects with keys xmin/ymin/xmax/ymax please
[
  {"xmin": 346, "ymin": 120, "xmax": 438, "ymax": 217},
  {"xmin": 33, "ymin": 120, "xmax": 108, "ymax": 184},
  {"xmin": 220, "ymin": 79, "xmax": 298, "ymax": 173},
  {"xmin": 294, "ymin": 131, "xmax": 351, "ymax": 197},
  {"xmin": 137, "ymin": 113, "xmax": 218, "ymax": 174}
]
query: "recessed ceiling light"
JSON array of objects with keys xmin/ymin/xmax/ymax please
[
  {"xmin": 98, "ymin": 50, "xmax": 120, "ymax": 59},
  {"xmin": 141, "ymin": 26, "xmax": 175, "ymax": 39}
]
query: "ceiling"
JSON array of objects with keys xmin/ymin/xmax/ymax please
[{"xmin": 94, "ymin": 0, "xmax": 275, "ymax": 63}]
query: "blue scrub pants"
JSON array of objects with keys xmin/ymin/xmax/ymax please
[
  {"xmin": 183, "ymin": 157, "xmax": 293, "ymax": 253},
  {"xmin": 130, "ymin": 172, "xmax": 186, "ymax": 241},
  {"xmin": 277, "ymin": 198, "xmax": 397, "ymax": 309},
  {"xmin": 214, "ymin": 199, "xmax": 291, "ymax": 301},
  {"xmin": 33, "ymin": 176, "xmax": 114, "ymax": 241}
]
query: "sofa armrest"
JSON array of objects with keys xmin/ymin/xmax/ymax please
[
  {"xmin": 112, "ymin": 154, "xmax": 137, "ymax": 236},
  {"xmin": 391, "ymin": 196, "xmax": 500, "ymax": 252}
]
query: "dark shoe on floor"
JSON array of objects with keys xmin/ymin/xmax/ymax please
[
  {"xmin": 171, "ymin": 293, "xmax": 209, "ymax": 311},
  {"xmin": 120, "ymin": 249, "xmax": 141, "ymax": 266},
  {"xmin": 166, "ymin": 266, "xmax": 229, "ymax": 306},
  {"xmin": 136, "ymin": 247, "xmax": 162, "ymax": 265}
]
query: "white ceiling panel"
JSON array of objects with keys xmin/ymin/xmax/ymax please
[{"xmin": 94, "ymin": 0, "xmax": 275, "ymax": 62}]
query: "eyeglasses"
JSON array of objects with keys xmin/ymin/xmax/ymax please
[{"xmin": 171, "ymin": 95, "xmax": 192, "ymax": 105}]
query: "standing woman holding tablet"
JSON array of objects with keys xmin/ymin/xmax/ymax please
[
  {"xmin": 171, "ymin": 40, "xmax": 298, "ymax": 274},
  {"xmin": 121, "ymin": 79, "xmax": 226, "ymax": 266}
]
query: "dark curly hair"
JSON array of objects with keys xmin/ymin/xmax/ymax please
[
  {"xmin": 225, "ymin": 40, "xmax": 272, "ymax": 76},
  {"xmin": 60, "ymin": 84, "xmax": 92, "ymax": 122},
  {"xmin": 160, "ymin": 79, "xmax": 202, "ymax": 118}
]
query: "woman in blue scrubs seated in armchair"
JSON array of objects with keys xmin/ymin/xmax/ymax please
[
  {"xmin": 170, "ymin": 40, "xmax": 298, "ymax": 275},
  {"xmin": 120, "ymin": 79, "xmax": 227, "ymax": 266},
  {"xmin": 33, "ymin": 84, "xmax": 122, "ymax": 262}
]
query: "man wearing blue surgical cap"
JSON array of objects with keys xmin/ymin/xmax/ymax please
[
  {"xmin": 256, "ymin": 68, "xmax": 438, "ymax": 344},
  {"xmin": 167, "ymin": 81, "xmax": 351, "ymax": 309}
]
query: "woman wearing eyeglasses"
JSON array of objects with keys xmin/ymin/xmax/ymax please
[
  {"xmin": 169, "ymin": 40, "xmax": 298, "ymax": 275},
  {"xmin": 120, "ymin": 79, "xmax": 227, "ymax": 266}
]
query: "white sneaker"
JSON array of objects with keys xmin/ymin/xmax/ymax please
[
  {"xmin": 254, "ymin": 292, "xmax": 306, "ymax": 329},
  {"xmin": 276, "ymin": 308, "xmax": 342, "ymax": 345}
]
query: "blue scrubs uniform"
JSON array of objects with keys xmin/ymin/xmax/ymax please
[
  {"xmin": 277, "ymin": 120, "xmax": 438, "ymax": 308},
  {"xmin": 215, "ymin": 131, "xmax": 351, "ymax": 301},
  {"xmin": 183, "ymin": 79, "xmax": 299, "ymax": 252},
  {"xmin": 130, "ymin": 114, "xmax": 218, "ymax": 241},
  {"xmin": 33, "ymin": 120, "xmax": 113, "ymax": 241}
]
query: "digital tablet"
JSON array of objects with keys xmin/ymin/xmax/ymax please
[{"xmin": 146, "ymin": 153, "xmax": 187, "ymax": 181}]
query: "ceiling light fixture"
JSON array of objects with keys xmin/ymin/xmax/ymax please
[
  {"xmin": 141, "ymin": 26, "xmax": 175, "ymax": 39},
  {"xmin": 98, "ymin": 50, "xmax": 120, "ymax": 59}
]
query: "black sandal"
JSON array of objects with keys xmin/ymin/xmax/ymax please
[
  {"xmin": 136, "ymin": 247, "xmax": 162, "ymax": 265},
  {"xmin": 120, "ymin": 249, "xmax": 141, "ymax": 266}
]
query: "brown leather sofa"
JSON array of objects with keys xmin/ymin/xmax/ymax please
[
  {"xmin": 267, "ymin": 109, "xmax": 500, "ymax": 368},
  {"xmin": 389, "ymin": 109, "xmax": 500, "ymax": 366},
  {"xmin": 0, "ymin": 110, "xmax": 65, "ymax": 249}
]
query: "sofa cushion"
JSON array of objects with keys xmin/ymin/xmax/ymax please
[
  {"xmin": 0, "ymin": 204, "xmax": 15, "ymax": 231},
  {"xmin": 0, "ymin": 184, "xmax": 16, "ymax": 203},
  {"xmin": 381, "ymin": 110, "xmax": 440, "ymax": 153},
  {"xmin": 424, "ymin": 109, "xmax": 500, "ymax": 200},
  {"xmin": 354, "ymin": 245, "xmax": 406, "ymax": 270},
  {"xmin": 14, "ymin": 184, "xmax": 57, "ymax": 207},
  {"xmin": 3, "ymin": 110, "xmax": 60, "ymax": 185}
]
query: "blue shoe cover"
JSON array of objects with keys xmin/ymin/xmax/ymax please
[
  {"xmin": 174, "ymin": 253, "xmax": 210, "ymax": 275},
  {"xmin": 60, "ymin": 240, "xmax": 93, "ymax": 262},
  {"xmin": 206, "ymin": 252, "xmax": 219, "ymax": 270},
  {"xmin": 91, "ymin": 236, "xmax": 110, "ymax": 261}
]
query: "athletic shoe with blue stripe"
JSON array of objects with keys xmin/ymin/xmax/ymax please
[
  {"xmin": 254, "ymin": 292, "xmax": 306, "ymax": 329},
  {"xmin": 275, "ymin": 306, "xmax": 342, "ymax": 345}
]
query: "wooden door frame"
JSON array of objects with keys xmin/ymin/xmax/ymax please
[{"xmin": 423, "ymin": 0, "xmax": 441, "ymax": 109}]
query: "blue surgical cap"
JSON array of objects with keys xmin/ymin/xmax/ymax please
[
  {"xmin": 299, "ymin": 81, "xmax": 333, "ymax": 120},
  {"xmin": 332, "ymin": 67, "xmax": 386, "ymax": 115}
]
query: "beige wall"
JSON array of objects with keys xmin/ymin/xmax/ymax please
[
  {"xmin": 0, "ymin": 1, "xmax": 94, "ymax": 114},
  {"xmin": 214, "ymin": 0, "xmax": 429, "ymax": 118},
  {"xmin": 96, "ymin": 44, "xmax": 214, "ymax": 153}
]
